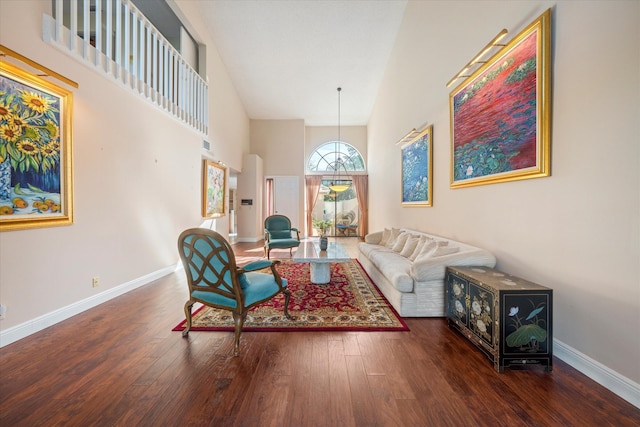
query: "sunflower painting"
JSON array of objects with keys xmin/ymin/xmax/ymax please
[{"xmin": 0, "ymin": 60, "xmax": 73, "ymax": 231}]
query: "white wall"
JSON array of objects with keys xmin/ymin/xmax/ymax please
[
  {"xmin": 250, "ymin": 119, "xmax": 306, "ymax": 177},
  {"xmin": 368, "ymin": 0, "xmax": 640, "ymax": 388},
  {"xmin": 0, "ymin": 1, "xmax": 249, "ymax": 337},
  {"xmin": 250, "ymin": 119, "xmax": 306, "ymax": 231},
  {"xmin": 236, "ymin": 154, "xmax": 263, "ymax": 242}
]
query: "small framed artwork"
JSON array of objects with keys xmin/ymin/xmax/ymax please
[
  {"xmin": 202, "ymin": 159, "xmax": 226, "ymax": 218},
  {"xmin": 450, "ymin": 9, "xmax": 551, "ymax": 188},
  {"xmin": 0, "ymin": 60, "xmax": 74, "ymax": 231},
  {"xmin": 400, "ymin": 125, "xmax": 433, "ymax": 207}
]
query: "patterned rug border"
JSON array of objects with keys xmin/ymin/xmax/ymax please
[{"xmin": 172, "ymin": 259, "xmax": 409, "ymax": 332}]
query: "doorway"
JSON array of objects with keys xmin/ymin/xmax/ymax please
[
  {"xmin": 311, "ymin": 180, "xmax": 359, "ymax": 237},
  {"xmin": 265, "ymin": 176, "xmax": 300, "ymax": 229}
]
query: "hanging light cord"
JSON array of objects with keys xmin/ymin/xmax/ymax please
[{"xmin": 338, "ymin": 87, "xmax": 341, "ymax": 150}]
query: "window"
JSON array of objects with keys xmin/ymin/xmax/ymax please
[
  {"xmin": 307, "ymin": 142, "xmax": 364, "ymax": 237},
  {"xmin": 307, "ymin": 141, "xmax": 365, "ymax": 172}
]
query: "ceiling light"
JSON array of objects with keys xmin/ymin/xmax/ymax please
[{"xmin": 328, "ymin": 87, "xmax": 350, "ymax": 193}]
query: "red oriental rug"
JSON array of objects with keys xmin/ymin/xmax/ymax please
[{"xmin": 172, "ymin": 260, "xmax": 408, "ymax": 332}]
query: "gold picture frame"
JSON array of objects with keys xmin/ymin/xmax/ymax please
[
  {"xmin": 450, "ymin": 9, "xmax": 551, "ymax": 188},
  {"xmin": 202, "ymin": 159, "xmax": 226, "ymax": 218},
  {"xmin": 0, "ymin": 60, "xmax": 74, "ymax": 231}
]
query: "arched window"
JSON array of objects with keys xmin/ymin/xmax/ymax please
[
  {"xmin": 307, "ymin": 141, "xmax": 365, "ymax": 172},
  {"xmin": 306, "ymin": 141, "xmax": 365, "ymax": 238}
]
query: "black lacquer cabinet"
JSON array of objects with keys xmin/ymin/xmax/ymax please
[{"xmin": 445, "ymin": 266, "xmax": 553, "ymax": 372}]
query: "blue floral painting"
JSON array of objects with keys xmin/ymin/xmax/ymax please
[{"xmin": 401, "ymin": 125, "xmax": 432, "ymax": 207}]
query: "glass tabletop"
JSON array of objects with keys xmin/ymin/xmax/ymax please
[{"xmin": 293, "ymin": 240, "xmax": 351, "ymax": 263}]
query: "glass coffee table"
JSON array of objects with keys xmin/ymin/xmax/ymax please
[{"xmin": 293, "ymin": 240, "xmax": 351, "ymax": 284}]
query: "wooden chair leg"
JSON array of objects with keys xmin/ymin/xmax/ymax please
[
  {"xmin": 282, "ymin": 288, "xmax": 292, "ymax": 319},
  {"xmin": 232, "ymin": 311, "xmax": 247, "ymax": 357},
  {"xmin": 182, "ymin": 300, "xmax": 194, "ymax": 337}
]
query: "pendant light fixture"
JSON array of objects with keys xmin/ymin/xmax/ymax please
[{"xmin": 328, "ymin": 87, "xmax": 350, "ymax": 193}]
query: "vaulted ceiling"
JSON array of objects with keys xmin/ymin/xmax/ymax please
[{"xmin": 191, "ymin": 0, "xmax": 408, "ymax": 126}]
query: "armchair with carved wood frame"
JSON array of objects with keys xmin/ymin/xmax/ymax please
[
  {"xmin": 264, "ymin": 214, "xmax": 301, "ymax": 259},
  {"xmin": 178, "ymin": 228, "xmax": 291, "ymax": 356}
]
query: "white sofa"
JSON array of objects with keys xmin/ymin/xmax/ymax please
[{"xmin": 357, "ymin": 228, "xmax": 496, "ymax": 317}]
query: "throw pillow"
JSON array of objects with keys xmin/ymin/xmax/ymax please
[
  {"xmin": 385, "ymin": 228, "xmax": 402, "ymax": 249},
  {"xmin": 431, "ymin": 245, "xmax": 460, "ymax": 257},
  {"xmin": 417, "ymin": 240, "xmax": 439, "ymax": 259},
  {"xmin": 409, "ymin": 236, "xmax": 433, "ymax": 261},
  {"xmin": 400, "ymin": 235, "xmax": 420, "ymax": 257},
  {"xmin": 379, "ymin": 228, "xmax": 391, "ymax": 246},
  {"xmin": 392, "ymin": 232, "xmax": 410, "ymax": 253},
  {"xmin": 413, "ymin": 241, "xmax": 458, "ymax": 263}
]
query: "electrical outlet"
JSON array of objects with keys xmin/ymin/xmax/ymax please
[
  {"xmin": 0, "ymin": 304, "xmax": 6, "ymax": 320},
  {"xmin": 92, "ymin": 277, "xmax": 100, "ymax": 287}
]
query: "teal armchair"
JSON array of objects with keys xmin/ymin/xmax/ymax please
[
  {"xmin": 264, "ymin": 214, "xmax": 301, "ymax": 259},
  {"xmin": 178, "ymin": 228, "xmax": 291, "ymax": 356}
]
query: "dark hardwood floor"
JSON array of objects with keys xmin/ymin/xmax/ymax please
[{"xmin": 1, "ymin": 240, "xmax": 639, "ymax": 426}]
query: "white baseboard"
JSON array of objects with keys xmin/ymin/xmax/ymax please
[
  {"xmin": 554, "ymin": 338, "xmax": 640, "ymax": 408},
  {"xmin": 236, "ymin": 237, "xmax": 261, "ymax": 243},
  {"xmin": 0, "ymin": 265, "xmax": 175, "ymax": 348}
]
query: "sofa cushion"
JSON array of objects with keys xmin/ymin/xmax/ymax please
[
  {"xmin": 400, "ymin": 234, "xmax": 421, "ymax": 257},
  {"xmin": 385, "ymin": 228, "xmax": 402, "ymax": 249},
  {"xmin": 365, "ymin": 231, "xmax": 383, "ymax": 245},
  {"xmin": 408, "ymin": 236, "xmax": 429, "ymax": 261},
  {"xmin": 379, "ymin": 228, "xmax": 391, "ymax": 246},
  {"xmin": 267, "ymin": 238, "xmax": 300, "ymax": 249},
  {"xmin": 368, "ymin": 249, "xmax": 414, "ymax": 292},
  {"xmin": 270, "ymin": 230, "xmax": 292, "ymax": 239},
  {"xmin": 358, "ymin": 242, "xmax": 391, "ymax": 259},
  {"xmin": 431, "ymin": 245, "xmax": 459, "ymax": 257},
  {"xmin": 409, "ymin": 238, "xmax": 435, "ymax": 261},
  {"xmin": 391, "ymin": 232, "xmax": 410, "ymax": 253},
  {"xmin": 413, "ymin": 241, "xmax": 453, "ymax": 262},
  {"xmin": 411, "ymin": 248, "xmax": 488, "ymax": 282}
]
